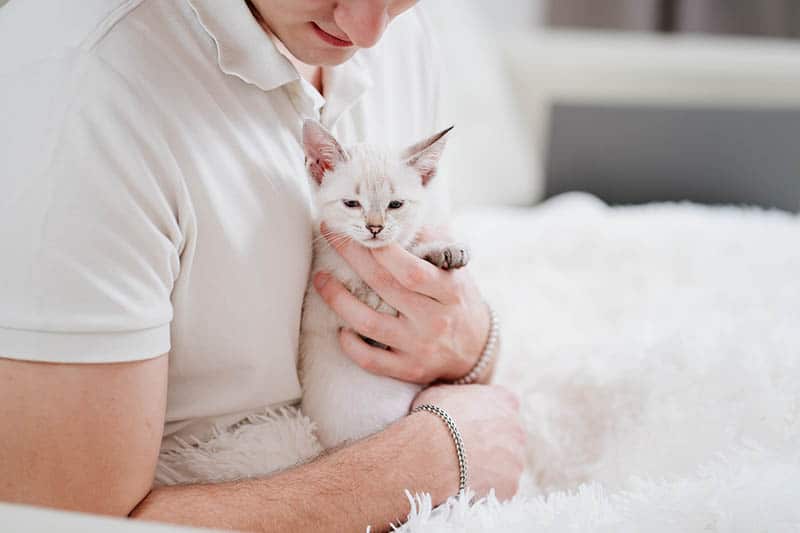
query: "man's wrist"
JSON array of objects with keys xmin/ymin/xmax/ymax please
[
  {"xmin": 400, "ymin": 411, "xmax": 462, "ymax": 501},
  {"xmin": 444, "ymin": 303, "xmax": 499, "ymax": 384},
  {"xmin": 411, "ymin": 405, "xmax": 468, "ymax": 495}
]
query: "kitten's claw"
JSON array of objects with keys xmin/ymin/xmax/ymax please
[{"xmin": 422, "ymin": 243, "xmax": 470, "ymax": 270}]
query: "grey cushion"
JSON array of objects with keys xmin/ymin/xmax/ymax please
[{"xmin": 546, "ymin": 104, "xmax": 800, "ymax": 212}]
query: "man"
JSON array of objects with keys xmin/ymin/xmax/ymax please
[{"xmin": 0, "ymin": 1, "xmax": 525, "ymax": 530}]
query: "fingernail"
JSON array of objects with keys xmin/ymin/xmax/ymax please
[{"xmin": 313, "ymin": 272, "xmax": 330, "ymax": 290}]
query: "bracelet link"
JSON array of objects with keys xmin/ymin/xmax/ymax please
[
  {"xmin": 412, "ymin": 404, "xmax": 468, "ymax": 497},
  {"xmin": 452, "ymin": 304, "xmax": 499, "ymax": 385}
]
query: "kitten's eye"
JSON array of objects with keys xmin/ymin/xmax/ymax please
[
  {"xmin": 388, "ymin": 200, "xmax": 404, "ymax": 209},
  {"xmin": 342, "ymin": 200, "xmax": 361, "ymax": 208}
]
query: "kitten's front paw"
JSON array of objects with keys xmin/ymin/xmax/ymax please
[{"xmin": 420, "ymin": 243, "xmax": 470, "ymax": 270}]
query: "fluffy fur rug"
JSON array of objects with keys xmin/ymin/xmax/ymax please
[{"xmin": 156, "ymin": 193, "xmax": 800, "ymax": 532}]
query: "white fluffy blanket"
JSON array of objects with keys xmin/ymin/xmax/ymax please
[{"xmin": 156, "ymin": 193, "xmax": 800, "ymax": 531}]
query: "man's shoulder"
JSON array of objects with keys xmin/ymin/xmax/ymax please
[
  {"xmin": 1, "ymin": 0, "xmax": 204, "ymax": 86},
  {"xmin": 0, "ymin": 0, "xmax": 208, "ymax": 138},
  {"xmin": 0, "ymin": 1, "xmax": 200, "ymax": 196},
  {"xmin": 0, "ymin": 0, "xmax": 139, "ymax": 75}
]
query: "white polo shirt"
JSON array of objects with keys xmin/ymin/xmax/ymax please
[{"xmin": 0, "ymin": 0, "xmax": 443, "ymax": 439}]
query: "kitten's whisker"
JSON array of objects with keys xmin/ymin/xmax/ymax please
[
  {"xmin": 330, "ymin": 235, "xmax": 353, "ymax": 247},
  {"xmin": 313, "ymin": 231, "xmax": 353, "ymax": 249},
  {"xmin": 313, "ymin": 230, "xmax": 343, "ymax": 243},
  {"xmin": 319, "ymin": 232, "xmax": 347, "ymax": 243}
]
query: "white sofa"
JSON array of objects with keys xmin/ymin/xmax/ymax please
[{"xmin": 503, "ymin": 29, "xmax": 800, "ymax": 159}]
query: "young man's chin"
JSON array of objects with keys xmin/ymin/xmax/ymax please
[{"xmin": 294, "ymin": 45, "xmax": 358, "ymax": 67}]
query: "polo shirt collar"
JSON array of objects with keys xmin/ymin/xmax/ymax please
[
  {"xmin": 186, "ymin": 0, "xmax": 373, "ymax": 128},
  {"xmin": 321, "ymin": 52, "xmax": 373, "ymax": 128},
  {"xmin": 187, "ymin": 0, "xmax": 298, "ymax": 92}
]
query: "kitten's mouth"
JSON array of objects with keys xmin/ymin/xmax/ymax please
[{"xmin": 360, "ymin": 236, "xmax": 390, "ymax": 249}]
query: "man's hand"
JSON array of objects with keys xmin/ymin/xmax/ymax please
[
  {"xmin": 412, "ymin": 384, "xmax": 526, "ymax": 500},
  {"xmin": 313, "ymin": 224, "xmax": 491, "ymax": 384}
]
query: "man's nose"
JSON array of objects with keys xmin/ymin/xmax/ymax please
[
  {"xmin": 366, "ymin": 224, "xmax": 384, "ymax": 236},
  {"xmin": 334, "ymin": 1, "xmax": 390, "ymax": 48}
]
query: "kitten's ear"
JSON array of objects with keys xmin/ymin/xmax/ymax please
[
  {"xmin": 302, "ymin": 119, "xmax": 348, "ymax": 185},
  {"xmin": 403, "ymin": 125, "xmax": 453, "ymax": 186}
]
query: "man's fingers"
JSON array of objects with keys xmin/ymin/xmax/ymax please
[
  {"xmin": 313, "ymin": 272, "xmax": 406, "ymax": 348},
  {"xmin": 339, "ymin": 328, "xmax": 427, "ymax": 383},
  {"xmin": 370, "ymin": 243, "xmax": 455, "ymax": 303},
  {"xmin": 321, "ymin": 223, "xmax": 438, "ymax": 315}
]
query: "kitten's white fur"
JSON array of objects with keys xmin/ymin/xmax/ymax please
[{"xmin": 299, "ymin": 120, "xmax": 455, "ymax": 449}]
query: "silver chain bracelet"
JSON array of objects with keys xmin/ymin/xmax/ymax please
[
  {"xmin": 412, "ymin": 404, "xmax": 468, "ymax": 496},
  {"xmin": 452, "ymin": 304, "xmax": 499, "ymax": 385}
]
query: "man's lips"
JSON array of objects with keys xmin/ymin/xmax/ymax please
[{"xmin": 311, "ymin": 22, "xmax": 353, "ymax": 47}]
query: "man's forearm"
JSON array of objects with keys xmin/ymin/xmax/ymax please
[{"xmin": 130, "ymin": 412, "xmax": 457, "ymax": 532}]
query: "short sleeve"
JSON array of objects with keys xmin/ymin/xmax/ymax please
[{"xmin": 0, "ymin": 51, "xmax": 185, "ymax": 363}]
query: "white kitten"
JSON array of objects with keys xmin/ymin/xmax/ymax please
[{"xmin": 299, "ymin": 120, "xmax": 468, "ymax": 449}]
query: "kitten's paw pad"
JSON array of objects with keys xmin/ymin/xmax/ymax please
[{"xmin": 423, "ymin": 244, "xmax": 470, "ymax": 270}]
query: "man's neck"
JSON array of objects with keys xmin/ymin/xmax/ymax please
[
  {"xmin": 272, "ymin": 38, "xmax": 323, "ymax": 94},
  {"xmin": 245, "ymin": 1, "xmax": 323, "ymax": 93}
]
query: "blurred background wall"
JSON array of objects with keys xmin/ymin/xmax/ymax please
[
  {"xmin": 438, "ymin": 0, "xmax": 800, "ymax": 212},
  {"xmin": 468, "ymin": 0, "xmax": 547, "ymax": 30},
  {"xmin": 548, "ymin": 0, "xmax": 800, "ymax": 37},
  {"xmin": 467, "ymin": 0, "xmax": 800, "ymax": 37}
]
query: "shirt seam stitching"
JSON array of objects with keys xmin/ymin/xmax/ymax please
[{"xmin": 78, "ymin": 0, "xmax": 147, "ymax": 53}]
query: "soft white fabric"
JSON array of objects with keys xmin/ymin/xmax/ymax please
[
  {"xmin": 155, "ymin": 194, "xmax": 800, "ymax": 532},
  {"xmin": 0, "ymin": 0, "xmax": 444, "ymax": 441}
]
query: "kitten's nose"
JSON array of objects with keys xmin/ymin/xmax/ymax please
[{"xmin": 366, "ymin": 224, "xmax": 384, "ymax": 236}]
